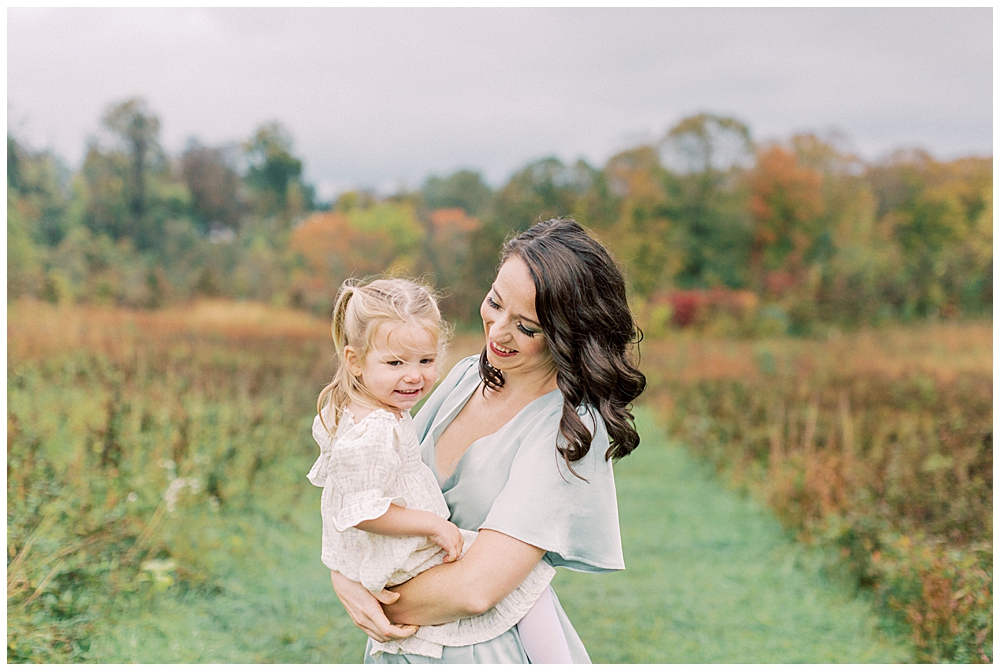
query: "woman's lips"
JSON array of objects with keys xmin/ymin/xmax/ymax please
[{"xmin": 489, "ymin": 341, "xmax": 517, "ymax": 358}]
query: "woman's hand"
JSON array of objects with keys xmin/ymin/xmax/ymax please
[
  {"xmin": 329, "ymin": 570, "xmax": 419, "ymax": 643},
  {"xmin": 429, "ymin": 519, "xmax": 464, "ymax": 562}
]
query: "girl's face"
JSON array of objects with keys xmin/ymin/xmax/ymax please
[
  {"xmin": 346, "ymin": 321, "xmax": 439, "ymax": 413},
  {"xmin": 481, "ymin": 256, "xmax": 555, "ymax": 377}
]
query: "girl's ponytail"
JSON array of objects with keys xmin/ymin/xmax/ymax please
[
  {"xmin": 330, "ymin": 281, "xmax": 357, "ymax": 352},
  {"xmin": 318, "ymin": 280, "xmax": 360, "ymax": 432}
]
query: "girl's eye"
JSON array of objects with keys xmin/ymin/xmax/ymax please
[
  {"xmin": 387, "ymin": 360, "xmax": 402, "ymax": 366},
  {"xmin": 420, "ymin": 358, "xmax": 435, "ymax": 365},
  {"xmin": 485, "ymin": 296, "xmax": 500, "ymax": 309},
  {"xmin": 517, "ymin": 323, "xmax": 539, "ymax": 338}
]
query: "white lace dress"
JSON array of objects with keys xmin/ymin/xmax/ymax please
[{"xmin": 307, "ymin": 407, "xmax": 555, "ymax": 659}]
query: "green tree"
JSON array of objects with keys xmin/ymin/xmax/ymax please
[
  {"xmin": 461, "ymin": 157, "xmax": 593, "ymax": 318},
  {"xmin": 102, "ymin": 98, "xmax": 161, "ymax": 222},
  {"xmin": 84, "ymin": 99, "xmax": 190, "ymax": 252},
  {"xmin": 660, "ymin": 114, "xmax": 755, "ymax": 289},
  {"xmin": 422, "ymin": 169, "xmax": 494, "ymax": 217},
  {"xmin": 243, "ymin": 122, "xmax": 313, "ymax": 226},
  {"xmin": 787, "ymin": 134, "xmax": 886, "ymax": 325},
  {"xmin": 601, "ymin": 146, "xmax": 681, "ymax": 298},
  {"xmin": 7, "ymin": 135, "xmax": 72, "ymax": 246},
  {"xmin": 865, "ymin": 152, "xmax": 992, "ymax": 318},
  {"xmin": 7, "ymin": 187, "xmax": 45, "ymax": 298},
  {"xmin": 181, "ymin": 140, "xmax": 244, "ymax": 233}
]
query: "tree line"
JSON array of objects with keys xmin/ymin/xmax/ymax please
[{"xmin": 8, "ymin": 99, "xmax": 992, "ymax": 333}]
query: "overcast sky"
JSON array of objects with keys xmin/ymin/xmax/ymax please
[{"xmin": 7, "ymin": 7, "xmax": 993, "ymax": 200}]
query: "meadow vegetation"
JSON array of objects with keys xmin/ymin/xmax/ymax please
[
  {"xmin": 7, "ymin": 300, "xmax": 990, "ymax": 662},
  {"xmin": 7, "ymin": 300, "xmax": 336, "ymax": 661},
  {"xmin": 644, "ymin": 321, "xmax": 993, "ymax": 662},
  {"xmin": 7, "ymin": 301, "xmax": 920, "ymax": 662}
]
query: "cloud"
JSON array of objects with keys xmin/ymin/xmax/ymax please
[{"xmin": 7, "ymin": 8, "xmax": 991, "ymax": 197}]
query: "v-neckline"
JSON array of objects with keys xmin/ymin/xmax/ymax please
[{"xmin": 430, "ymin": 373, "xmax": 561, "ymax": 490}]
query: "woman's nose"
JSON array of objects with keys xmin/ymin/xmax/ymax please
[{"xmin": 487, "ymin": 318, "xmax": 509, "ymax": 342}]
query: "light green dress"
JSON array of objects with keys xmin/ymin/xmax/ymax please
[{"xmin": 365, "ymin": 356, "xmax": 625, "ymax": 664}]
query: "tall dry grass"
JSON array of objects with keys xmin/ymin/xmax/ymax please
[
  {"xmin": 642, "ymin": 322, "xmax": 992, "ymax": 662},
  {"xmin": 7, "ymin": 300, "xmax": 335, "ymax": 660},
  {"xmin": 6, "ymin": 298, "xmax": 481, "ymax": 661}
]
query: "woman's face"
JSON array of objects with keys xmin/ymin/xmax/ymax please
[{"xmin": 481, "ymin": 256, "xmax": 555, "ymax": 377}]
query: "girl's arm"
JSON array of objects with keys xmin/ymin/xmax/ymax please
[
  {"xmin": 383, "ymin": 529, "xmax": 546, "ymax": 625},
  {"xmin": 354, "ymin": 503, "xmax": 463, "ymax": 562}
]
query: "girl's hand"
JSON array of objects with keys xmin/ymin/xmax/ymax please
[
  {"xmin": 429, "ymin": 519, "xmax": 464, "ymax": 562},
  {"xmin": 329, "ymin": 570, "xmax": 418, "ymax": 643}
]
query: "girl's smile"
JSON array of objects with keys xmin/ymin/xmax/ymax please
[{"xmin": 346, "ymin": 321, "xmax": 440, "ymax": 413}]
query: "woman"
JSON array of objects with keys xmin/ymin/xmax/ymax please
[{"xmin": 329, "ymin": 218, "xmax": 647, "ymax": 663}]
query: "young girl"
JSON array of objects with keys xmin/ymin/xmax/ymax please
[{"xmin": 307, "ymin": 277, "xmax": 572, "ymax": 662}]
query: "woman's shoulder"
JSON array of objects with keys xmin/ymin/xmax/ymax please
[
  {"xmin": 442, "ymin": 354, "xmax": 480, "ymax": 387},
  {"xmin": 525, "ymin": 393, "xmax": 608, "ymax": 437}
]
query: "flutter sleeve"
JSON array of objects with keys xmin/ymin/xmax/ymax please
[
  {"xmin": 412, "ymin": 355, "xmax": 479, "ymax": 443},
  {"xmin": 480, "ymin": 405, "xmax": 626, "ymax": 573},
  {"xmin": 322, "ymin": 412, "xmax": 406, "ymax": 532}
]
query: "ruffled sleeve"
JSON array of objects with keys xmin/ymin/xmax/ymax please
[
  {"xmin": 306, "ymin": 409, "xmax": 338, "ymax": 487},
  {"xmin": 319, "ymin": 411, "xmax": 406, "ymax": 532},
  {"xmin": 480, "ymin": 405, "xmax": 625, "ymax": 573}
]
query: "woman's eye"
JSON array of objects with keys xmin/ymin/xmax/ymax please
[
  {"xmin": 517, "ymin": 323, "xmax": 538, "ymax": 338},
  {"xmin": 485, "ymin": 296, "xmax": 500, "ymax": 309}
]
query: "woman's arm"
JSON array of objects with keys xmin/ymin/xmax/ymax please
[
  {"xmin": 383, "ymin": 529, "xmax": 546, "ymax": 625},
  {"xmin": 355, "ymin": 504, "xmax": 463, "ymax": 561}
]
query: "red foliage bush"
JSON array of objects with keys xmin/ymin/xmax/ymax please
[{"xmin": 657, "ymin": 288, "xmax": 759, "ymax": 328}]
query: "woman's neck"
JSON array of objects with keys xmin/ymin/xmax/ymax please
[{"xmin": 491, "ymin": 363, "xmax": 559, "ymax": 401}]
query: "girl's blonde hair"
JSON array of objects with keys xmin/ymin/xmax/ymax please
[{"xmin": 317, "ymin": 276, "xmax": 448, "ymax": 432}]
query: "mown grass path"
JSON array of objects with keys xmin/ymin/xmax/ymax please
[
  {"xmin": 555, "ymin": 410, "xmax": 910, "ymax": 663},
  {"xmin": 86, "ymin": 409, "xmax": 910, "ymax": 663}
]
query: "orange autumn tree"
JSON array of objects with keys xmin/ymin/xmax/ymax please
[
  {"xmin": 422, "ymin": 208, "xmax": 481, "ymax": 321},
  {"xmin": 746, "ymin": 145, "xmax": 825, "ymax": 297},
  {"xmin": 289, "ymin": 203, "xmax": 424, "ymax": 312}
]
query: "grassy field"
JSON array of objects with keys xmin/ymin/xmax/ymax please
[
  {"xmin": 81, "ymin": 410, "xmax": 908, "ymax": 663},
  {"xmin": 6, "ymin": 300, "xmax": 976, "ymax": 662}
]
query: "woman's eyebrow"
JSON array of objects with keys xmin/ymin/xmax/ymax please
[{"xmin": 491, "ymin": 284, "xmax": 541, "ymax": 327}]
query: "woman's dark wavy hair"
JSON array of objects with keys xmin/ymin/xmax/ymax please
[{"xmin": 479, "ymin": 218, "xmax": 647, "ymax": 475}]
